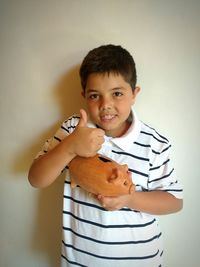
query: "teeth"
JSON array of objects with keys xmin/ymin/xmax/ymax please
[{"xmin": 101, "ymin": 115, "xmax": 115, "ymax": 120}]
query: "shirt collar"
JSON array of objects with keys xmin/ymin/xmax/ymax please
[
  {"xmin": 111, "ymin": 109, "xmax": 141, "ymax": 151},
  {"xmin": 87, "ymin": 106, "xmax": 141, "ymax": 152}
]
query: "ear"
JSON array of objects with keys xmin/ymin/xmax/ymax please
[
  {"xmin": 131, "ymin": 86, "xmax": 141, "ymax": 104},
  {"xmin": 122, "ymin": 164, "xmax": 128, "ymax": 172},
  {"xmin": 108, "ymin": 168, "xmax": 119, "ymax": 183},
  {"xmin": 81, "ymin": 91, "xmax": 85, "ymax": 98},
  {"xmin": 134, "ymin": 86, "xmax": 141, "ymax": 95}
]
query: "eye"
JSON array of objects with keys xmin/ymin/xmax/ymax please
[
  {"xmin": 98, "ymin": 156, "xmax": 112, "ymax": 163},
  {"xmin": 124, "ymin": 180, "xmax": 128, "ymax": 186},
  {"xmin": 113, "ymin": 91, "xmax": 123, "ymax": 97},
  {"xmin": 88, "ymin": 94, "xmax": 99, "ymax": 100}
]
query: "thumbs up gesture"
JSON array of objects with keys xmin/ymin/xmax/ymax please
[
  {"xmin": 70, "ymin": 109, "xmax": 105, "ymax": 157},
  {"xmin": 77, "ymin": 108, "xmax": 88, "ymax": 127}
]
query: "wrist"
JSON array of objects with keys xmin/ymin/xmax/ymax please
[
  {"xmin": 126, "ymin": 193, "xmax": 135, "ymax": 209},
  {"xmin": 57, "ymin": 134, "xmax": 77, "ymax": 160}
]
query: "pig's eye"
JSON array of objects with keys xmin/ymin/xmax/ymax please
[
  {"xmin": 124, "ymin": 181, "xmax": 128, "ymax": 186},
  {"xmin": 99, "ymin": 156, "xmax": 112, "ymax": 163}
]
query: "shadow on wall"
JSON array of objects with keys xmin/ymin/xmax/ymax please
[
  {"xmin": 54, "ymin": 64, "xmax": 86, "ymax": 121},
  {"xmin": 13, "ymin": 65, "xmax": 85, "ymax": 267},
  {"xmin": 13, "ymin": 65, "xmax": 85, "ymax": 174}
]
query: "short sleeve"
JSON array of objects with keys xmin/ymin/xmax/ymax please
[
  {"xmin": 148, "ymin": 142, "xmax": 183, "ymax": 199},
  {"xmin": 35, "ymin": 115, "xmax": 80, "ymax": 159}
]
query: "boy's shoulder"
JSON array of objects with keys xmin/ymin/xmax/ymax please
[
  {"xmin": 141, "ymin": 121, "xmax": 169, "ymax": 141},
  {"xmin": 63, "ymin": 114, "xmax": 80, "ymax": 128},
  {"xmin": 139, "ymin": 121, "xmax": 170, "ymax": 150}
]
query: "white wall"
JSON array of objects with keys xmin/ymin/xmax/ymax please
[{"xmin": 0, "ymin": 0, "xmax": 199, "ymax": 266}]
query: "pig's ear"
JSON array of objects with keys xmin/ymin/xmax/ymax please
[
  {"xmin": 122, "ymin": 164, "xmax": 128, "ymax": 172},
  {"xmin": 107, "ymin": 168, "xmax": 119, "ymax": 183}
]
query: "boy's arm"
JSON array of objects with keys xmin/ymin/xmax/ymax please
[
  {"xmin": 28, "ymin": 134, "xmax": 78, "ymax": 188},
  {"xmin": 97, "ymin": 191, "xmax": 183, "ymax": 214},
  {"xmin": 128, "ymin": 191, "xmax": 183, "ymax": 214},
  {"xmin": 28, "ymin": 109, "xmax": 105, "ymax": 188}
]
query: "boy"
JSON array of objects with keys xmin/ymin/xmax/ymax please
[{"xmin": 28, "ymin": 44, "xmax": 183, "ymax": 267}]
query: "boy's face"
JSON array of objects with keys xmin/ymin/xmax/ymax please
[{"xmin": 83, "ymin": 72, "xmax": 140, "ymax": 137}]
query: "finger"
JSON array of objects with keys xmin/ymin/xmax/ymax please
[
  {"xmin": 96, "ymin": 128, "xmax": 105, "ymax": 136},
  {"xmin": 99, "ymin": 136, "xmax": 105, "ymax": 144},
  {"xmin": 97, "ymin": 194, "xmax": 103, "ymax": 200},
  {"xmin": 88, "ymin": 192, "xmax": 96, "ymax": 198},
  {"xmin": 78, "ymin": 109, "xmax": 88, "ymax": 127}
]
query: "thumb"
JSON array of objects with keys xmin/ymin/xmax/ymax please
[{"xmin": 78, "ymin": 109, "xmax": 88, "ymax": 127}]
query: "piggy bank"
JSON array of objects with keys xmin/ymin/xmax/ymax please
[{"xmin": 68, "ymin": 154, "xmax": 135, "ymax": 197}]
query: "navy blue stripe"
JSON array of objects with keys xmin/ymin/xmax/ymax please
[
  {"xmin": 140, "ymin": 131, "xmax": 168, "ymax": 144},
  {"xmin": 63, "ymin": 211, "xmax": 156, "ymax": 228},
  {"xmin": 65, "ymin": 181, "xmax": 70, "ymax": 184},
  {"xmin": 64, "ymin": 195, "xmax": 105, "ymax": 211},
  {"xmin": 63, "ymin": 226, "xmax": 162, "ymax": 245},
  {"xmin": 61, "ymin": 254, "xmax": 87, "ymax": 267},
  {"xmin": 148, "ymin": 169, "xmax": 174, "ymax": 183},
  {"xmin": 63, "ymin": 195, "xmax": 135, "ymax": 212},
  {"xmin": 61, "ymin": 125, "xmax": 69, "ymax": 133},
  {"xmin": 68, "ymin": 125, "xmax": 76, "ymax": 130},
  {"xmin": 62, "ymin": 241, "xmax": 160, "ymax": 260},
  {"xmin": 149, "ymin": 159, "xmax": 170, "ymax": 171},
  {"xmin": 144, "ymin": 123, "xmax": 169, "ymax": 142},
  {"xmin": 134, "ymin": 141, "xmax": 171, "ymax": 156},
  {"xmin": 71, "ymin": 116, "xmax": 80, "ymax": 120},
  {"xmin": 152, "ymin": 144, "xmax": 171, "ymax": 155},
  {"xmin": 134, "ymin": 141, "xmax": 151, "ymax": 148},
  {"xmin": 54, "ymin": 136, "xmax": 61, "ymax": 142},
  {"xmin": 129, "ymin": 168, "xmax": 149, "ymax": 178},
  {"xmin": 112, "ymin": 150, "xmax": 149, "ymax": 162},
  {"xmin": 163, "ymin": 189, "xmax": 183, "ymax": 193},
  {"xmin": 64, "ymin": 116, "xmax": 80, "ymax": 123},
  {"xmin": 61, "ymin": 166, "xmax": 68, "ymax": 173}
]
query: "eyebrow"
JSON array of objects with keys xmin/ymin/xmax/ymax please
[
  {"xmin": 112, "ymin": 87, "xmax": 126, "ymax": 91},
  {"xmin": 86, "ymin": 87, "xmax": 126, "ymax": 93},
  {"xmin": 86, "ymin": 89, "xmax": 99, "ymax": 93}
]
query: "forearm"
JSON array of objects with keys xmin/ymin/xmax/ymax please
[
  {"xmin": 28, "ymin": 135, "xmax": 76, "ymax": 188},
  {"xmin": 97, "ymin": 190, "xmax": 182, "ymax": 214},
  {"xmin": 127, "ymin": 191, "xmax": 183, "ymax": 215}
]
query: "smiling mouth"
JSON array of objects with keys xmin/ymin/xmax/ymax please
[{"xmin": 100, "ymin": 114, "xmax": 116, "ymax": 122}]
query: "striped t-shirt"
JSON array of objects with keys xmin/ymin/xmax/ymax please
[{"xmin": 37, "ymin": 109, "xmax": 183, "ymax": 267}]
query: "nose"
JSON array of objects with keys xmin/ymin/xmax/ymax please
[{"xmin": 100, "ymin": 96, "xmax": 113, "ymax": 111}]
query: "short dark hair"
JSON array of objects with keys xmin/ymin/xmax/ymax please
[{"xmin": 79, "ymin": 44, "xmax": 137, "ymax": 91}]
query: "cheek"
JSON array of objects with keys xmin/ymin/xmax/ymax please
[
  {"xmin": 87, "ymin": 102, "xmax": 99, "ymax": 115},
  {"xmin": 124, "ymin": 98, "xmax": 135, "ymax": 108},
  {"xmin": 118, "ymin": 100, "xmax": 133, "ymax": 111}
]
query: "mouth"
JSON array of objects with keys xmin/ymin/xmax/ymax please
[{"xmin": 100, "ymin": 114, "xmax": 117, "ymax": 122}]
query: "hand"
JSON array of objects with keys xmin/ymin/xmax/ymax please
[
  {"xmin": 96, "ymin": 191, "xmax": 183, "ymax": 214},
  {"xmin": 70, "ymin": 109, "xmax": 105, "ymax": 157},
  {"xmin": 97, "ymin": 194, "xmax": 133, "ymax": 211}
]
